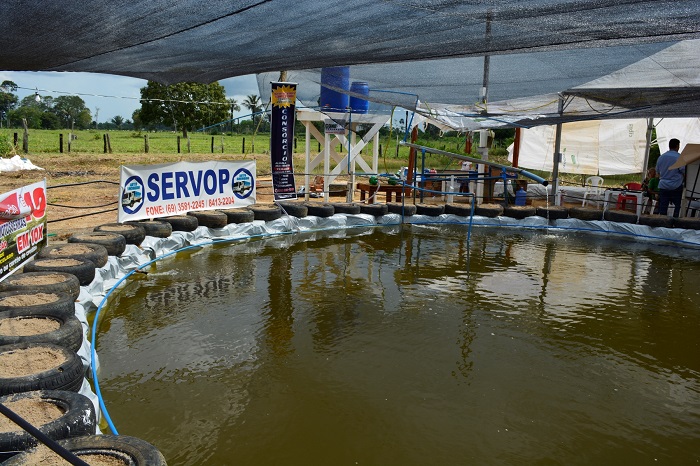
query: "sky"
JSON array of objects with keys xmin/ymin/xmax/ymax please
[{"xmin": 0, "ymin": 71, "xmax": 260, "ymax": 124}]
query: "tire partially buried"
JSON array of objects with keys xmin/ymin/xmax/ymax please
[
  {"xmin": 249, "ymin": 204, "xmax": 283, "ymax": 221},
  {"xmin": 303, "ymin": 203, "xmax": 335, "ymax": 218},
  {"xmin": 187, "ymin": 210, "xmax": 229, "ymax": 229},
  {"xmin": 332, "ymin": 203, "xmax": 361, "ymax": 215},
  {"xmin": 218, "ymin": 208, "xmax": 255, "ymax": 224},
  {"xmin": 474, "ymin": 203, "xmax": 503, "ymax": 218},
  {"xmin": 536, "ymin": 205, "xmax": 569, "ymax": 220},
  {"xmin": 94, "ymin": 223, "xmax": 146, "ymax": 245},
  {"xmin": 68, "ymin": 232, "xmax": 127, "ymax": 257},
  {"xmin": 125, "ymin": 220, "xmax": 173, "ymax": 238},
  {"xmin": 444, "ymin": 203, "xmax": 473, "ymax": 217},
  {"xmin": 0, "ymin": 290, "xmax": 76, "ymax": 320},
  {"xmin": 277, "ymin": 202, "xmax": 308, "ymax": 218},
  {"xmin": 0, "ymin": 390, "xmax": 97, "ymax": 462},
  {"xmin": 386, "ymin": 202, "xmax": 417, "ymax": 216},
  {"xmin": 163, "ymin": 215, "xmax": 199, "ymax": 232},
  {"xmin": 37, "ymin": 243, "xmax": 109, "ymax": 268},
  {"xmin": 0, "ymin": 272, "xmax": 80, "ymax": 301},
  {"xmin": 415, "ymin": 204, "xmax": 445, "ymax": 216},
  {"xmin": 503, "ymin": 205, "xmax": 536, "ymax": 219},
  {"xmin": 23, "ymin": 258, "xmax": 96, "ymax": 287},
  {"xmin": 360, "ymin": 203, "xmax": 389, "ymax": 216},
  {"xmin": 0, "ymin": 343, "xmax": 85, "ymax": 396},
  {"xmin": 568, "ymin": 206, "xmax": 603, "ymax": 221},
  {"xmin": 0, "ymin": 313, "xmax": 83, "ymax": 353},
  {"xmin": 3, "ymin": 435, "xmax": 168, "ymax": 466}
]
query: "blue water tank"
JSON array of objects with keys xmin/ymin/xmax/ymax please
[
  {"xmin": 320, "ymin": 67, "xmax": 349, "ymax": 112},
  {"xmin": 349, "ymin": 81, "xmax": 369, "ymax": 114},
  {"xmin": 515, "ymin": 188, "xmax": 527, "ymax": 206}
]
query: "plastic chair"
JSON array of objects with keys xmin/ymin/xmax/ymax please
[
  {"xmin": 582, "ymin": 176, "xmax": 604, "ymax": 207},
  {"xmin": 616, "ymin": 182, "xmax": 643, "ymax": 212}
]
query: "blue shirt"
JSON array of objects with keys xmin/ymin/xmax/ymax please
[{"xmin": 656, "ymin": 150, "xmax": 685, "ymax": 190}]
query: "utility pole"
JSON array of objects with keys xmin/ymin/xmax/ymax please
[{"xmin": 94, "ymin": 107, "xmax": 99, "ymax": 129}]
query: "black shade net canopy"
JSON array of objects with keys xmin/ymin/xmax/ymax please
[{"xmin": 2, "ymin": 0, "xmax": 700, "ymax": 129}]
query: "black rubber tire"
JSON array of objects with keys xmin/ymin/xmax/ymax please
[
  {"xmin": 163, "ymin": 215, "xmax": 199, "ymax": 232},
  {"xmin": 444, "ymin": 203, "xmax": 473, "ymax": 217},
  {"xmin": 672, "ymin": 217, "xmax": 700, "ymax": 230},
  {"xmin": 0, "ymin": 343, "xmax": 85, "ymax": 396},
  {"xmin": 415, "ymin": 204, "xmax": 445, "ymax": 216},
  {"xmin": 503, "ymin": 205, "xmax": 537, "ymax": 219},
  {"xmin": 249, "ymin": 204, "xmax": 283, "ymax": 221},
  {"xmin": 332, "ymin": 203, "xmax": 362, "ymax": 215},
  {"xmin": 0, "ymin": 272, "xmax": 80, "ymax": 301},
  {"xmin": 0, "ymin": 290, "xmax": 76, "ymax": 320},
  {"xmin": 68, "ymin": 232, "xmax": 127, "ymax": 257},
  {"xmin": 303, "ymin": 203, "xmax": 335, "ymax": 218},
  {"xmin": 0, "ymin": 314, "xmax": 83, "ymax": 352},
  {"xmin": 604, "ymin": 209, "xmax": 638, "ymax": 224},
  {"xmin": 278, "ymin": 202, "xmax": 308, "ymax": 218},
  {"xmin": 3, "ymin": 435, "xmax": 167, "ymax": 466},
  {"xmin": 638, "ymin": 214, "xmax": 674, "ymax": 228},
  {"xmin": 474, "ymin": 203, "xmax": 503, "ymax": 218},
  {"xmin": 187, "ymin": 210, "xmax": 229, "ymax": 229},
  {"xmin": 94, "ymin": 223, "xmax": 146, "ymax": 246},
  {"xmin": 386, "ymin": 202, "xmax": 417, "ymax": 216},
  {"xmin": 0, "ymin": 390, "xmax": 96, "ymax": 461},
  {"xmin": 23, "ymin": 258, "xmax": 96, "ymax": 287},
  {"xmin": 218, "ymin": 208, "xmax": 255, "ymax": 224},
  {"xmin": 568, "ymin": 206, "xmax": 603, "ymax": 221},
  {"xmin": 359, "ymin": 203, "xmax": 389, "ymax": 217},
  {"xmin": 37, "ymin": 243, "xmax": 109, "ymax": 268},
  {"xmin": 125, "ymin": 220, "xmax": 173, "ymax": 238},
  {"xmin": 536, "ymin": 206, "xmax": 569, "ymax": 220}
]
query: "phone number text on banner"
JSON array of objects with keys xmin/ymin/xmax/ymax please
[{"xmin": 119, "ymin": 161, "xmax": 256, "ymax": 222}]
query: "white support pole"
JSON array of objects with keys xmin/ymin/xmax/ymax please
[
  {"xmin": 304, "ymin": 121, "xmax": 311, "ymax": 201},
  {"xmin": 641, "ymin": 117, "xmax": 654, "ymax": 183},
  {"xmin": 324, "ymin": 132, "xmax": 331, "ymax": 202},
  {"xmin": 552, "ymin": 95, "xmax": 564, "ymax": 206}
]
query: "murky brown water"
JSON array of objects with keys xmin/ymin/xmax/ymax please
[{"xmin": 96, "ymin": 225, "xmax": 700, "ymax": 465}]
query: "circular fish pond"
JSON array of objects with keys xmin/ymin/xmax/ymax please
[{"xmin": 95, "ymin": 225, "xmax": 700, "ymax": 465}]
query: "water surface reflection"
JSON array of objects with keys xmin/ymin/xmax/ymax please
[{"xmin": 97, "ymin": 226, "xmax": 700, "ymax": 465}]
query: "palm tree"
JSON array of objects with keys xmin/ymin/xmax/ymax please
[
  {"xmin": 111, "ymin": 115, "xmax": 124, "ymax": 129},
  {"xmin": 243, "ymin": 95, "xmax": 262, "ymax": 123},
  {"xmin": 228, "ymin": 98, "xmax": 240, "ymax": 133}
]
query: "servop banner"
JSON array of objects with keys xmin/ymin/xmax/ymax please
[
  {"xmin": 119, "ymin": 160, "xmax": 256, "ymax": 222},
  {"xmin": 0, "ymin": 179, "xmax": 48, "ymax": 282},
  {"xmin": 270, "ymin": 82, "xmax": 298, "ymax": 200}
]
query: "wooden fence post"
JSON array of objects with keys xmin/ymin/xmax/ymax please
[
  {"xmin": 21, "ymin": 119, "xmax": 28, "ymax": 153},
  {"xmin": 59, "ymin": 134, "xmax": 63, "ymax": 153},
  {"xmin": 67, "ymin": 132, "xmax": 71, "ymax": 153},
  {"xmin": 177, "ymin": 136, "xmax": 181, "ymax": 153},
  {"xmin": 211, "ymin": 136, "xmax": 214, "ymax": 153},
  {"xmin": 13, "ymin": 133, "xmax": 18, "ymax": 147},
  {"xmin": 103, "ymin": 134, "xmax": 108, "ymax": 153},
  {"xmin": 144, "ymin": 134, "xmax": 149, "ymax": 153},
  {"xmin": 242, "ymin": 137, "xmax": 246, "ymax": 153}
]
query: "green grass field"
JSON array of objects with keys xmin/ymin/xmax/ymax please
[{"xmin": 0, "ymin": 128, "xmax": 642, "ymax": 186}]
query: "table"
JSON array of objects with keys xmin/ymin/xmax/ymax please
[
  {"xmin": 356, "ymin": 183, "xmax": 410, "ymax": 203},
  {"xmin": 603, "ymin": 189, "xmax": 643, "ymax": 218}
]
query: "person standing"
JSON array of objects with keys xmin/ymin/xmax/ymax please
[{"xmin": 656, "ymin": 138, "xmax": 685, "ymax": 217}]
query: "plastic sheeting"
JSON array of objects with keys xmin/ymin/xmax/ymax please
[
  {"xmin": 0, "ymin": 156, "xmax": 43, "ymax": 172},
  {"xmin": 506, "ymin": 119, "xmax": 648, "ymax": 175},
  {"xmin": 1, "ymin": 1, "xmax": 699, "ymax": 130}
]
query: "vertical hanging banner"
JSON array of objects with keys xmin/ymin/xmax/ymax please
[
  {"xmin": 270, "ymin": 82, "xmax": 298, "ymax": 200},
  {"xmin": 0, "ymin": 180, "xmax": 48, "ymax": 282}
]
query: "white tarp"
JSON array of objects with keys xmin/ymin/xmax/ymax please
[
  {"xmin": 654, "ymin": 118, "xmax": 700, "ymax": 151},
  {"xmin": 507, "ymin": 119, "xmax": 648, "ymax": 175}
]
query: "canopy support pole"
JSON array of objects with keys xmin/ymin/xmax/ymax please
[
  {"xmin": 552, "ymin": 95, "xmax": 564, "ymax": 206},
  {"xmin": 641, "ymin": 117, "xmax": 654, "ymax": 183}
]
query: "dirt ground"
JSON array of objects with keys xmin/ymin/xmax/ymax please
[
  {"xmin": 0, "ymin": 153, "xmax": 280, "ymax": 242},
  {"xmin": 0, "ymin": 153, "xmax": 554, "ymax": 243}
]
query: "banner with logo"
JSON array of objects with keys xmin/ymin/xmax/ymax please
[
  {"xmin": 270, "ymin": 82, "xmax": 298, "ymax": 200},
  {"xmin": 119, "ymin": 160, "xmax": 256, "ymax": 222},
  {"xmin": 0, "ymin": 180, "xmax": 48, "ymax": 282}
]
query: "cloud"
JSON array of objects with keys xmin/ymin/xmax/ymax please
[{"xmin": 0, "ymin": 71, "xmax": 260, "ymax": 123}]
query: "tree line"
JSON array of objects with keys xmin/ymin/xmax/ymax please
[{"xmin": 0, "ymin": 80, "xmax": 264, "ymax": 136}]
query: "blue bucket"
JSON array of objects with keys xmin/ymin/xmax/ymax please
[
  {"xmin": 349, "ymin": 81, "xmax": 369, "ymax": 114},
  {"xmin": 320, "ymin": 67, "xmax": 349, "ymax": 112}
]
